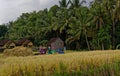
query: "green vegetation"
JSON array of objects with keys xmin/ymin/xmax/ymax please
[
  {"xmin": 1, "ymin": 1, "xmax": 120, "ymax": 75},
  {"xmin": 0, "ymin": 25, "xmax": 8, "ymax": 40},
  {"xmin": 0, "ymin": 0, "xmax": 120, "ymax": 50},
  {"xmin": 0, "ymin": 50, "xmax": 120, "ymax": 76}
]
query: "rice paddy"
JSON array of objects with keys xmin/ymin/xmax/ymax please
[{"xmin": 0, "ymin": 50, "xmax": 120, "ymax": 76}]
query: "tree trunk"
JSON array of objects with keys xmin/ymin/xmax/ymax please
[
  {"xmin": 101, "ymin": 42, "xmax": 104, "ymax": 50},
  {"xmin": 56, "ymin": 30, "xmax": 59, "ymax": 37},
  {"xmin": 85, "ymin": 30, "xmax": 90, "ymax": 51},
  {"xmin": 76, "ymin": 42, "xmax": 80, "ymax": 50},
  {"xmin": 112, "ymin": 22, "xmax": 116, "ymax": 50}
]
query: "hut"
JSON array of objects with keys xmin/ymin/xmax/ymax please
[
  {"xmin": 0, "ymin": 39, "xmax": 16, "ymax": 49},
  {"xmin": 47, "ymin": 38, "xmax": 64, "ymax": 51},
  {"xmin": 16, "ymin": 39, "xmax": 33, "ymax": 47},
  {"xmin": 8, "ymin": 42, "xmax": 16, "ymax": 48}
]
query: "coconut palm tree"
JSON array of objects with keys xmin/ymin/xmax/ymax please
[
  {"xmin": 69, "ymin": 0, "xmax": 86, "ymax": 8},
  {"xmin": 59, "ymin": 0, "xmax": 70, "ymax": 8},
  {"xmin": 67, "ymin": 7, "xmax": 92, "ymax": 50},
  {"xmin": 102, "ymin": 0, "xmax": 120, "ymax": 49},
  {"xmin": 90, "ymin": 0, "xmax": 109, "ymax": 50}
]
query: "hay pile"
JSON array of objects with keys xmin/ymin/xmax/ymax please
[{"xmin": 3, "ymin": 47, "xmax": 33, "ymax": 57}]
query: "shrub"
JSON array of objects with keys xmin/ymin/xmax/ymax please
[
  {"xmin": 3, "ymin": 47, "xmax": 33, "ymax": 57},
  {"xmin": 116, "ymin": 44, "xmax": 120, "ymax": 49}
]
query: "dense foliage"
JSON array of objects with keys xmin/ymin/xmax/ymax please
[
  {"xmin": 0, "ymin": 25, "xmax": 8, "ymax": 40},
  {"xmin": 0, "ymin": 0, "xmax": 120, "ymax": 50}
]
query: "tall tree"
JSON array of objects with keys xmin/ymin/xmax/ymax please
[
  {"xmin": 67, "ymin": 7, "xmax": 92, "ymax": 50},
  {"xmin": 0, "ymin": 25, "xmax": 8, "ymax": 39},
  {"xmin": 59, "ymin": 0, "xmax": 70, "ymax": 8},
  {"xmin": 102, "ymin": 0, "xmax": 120, "ymax": 49},
  {"xmin": 69, "ymin": 0, "xmax": 86, "ymax": 8},
  {"xmin": 90, "ymin": 1, "xmax": 108, "ymax": 50}
]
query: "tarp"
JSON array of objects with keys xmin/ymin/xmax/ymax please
[
  {"xmin": 48, "ymin": 50, "xmax": 56, "ymax": 54},
  {"xmin": 39, "ymin": 49, "xmax": 46, "ymax": 54},
  {"xmin": 57, "ymin": 48, "xmax": 64, "ymax": 54}
]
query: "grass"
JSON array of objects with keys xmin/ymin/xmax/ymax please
[{"xmin": 0, "ymin": 50, "xmax": 120, "ymax": 76}]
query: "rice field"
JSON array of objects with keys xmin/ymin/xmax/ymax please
[{"xmin": 0, "ymin": 50, "xmax": 120, "ymax": 76}]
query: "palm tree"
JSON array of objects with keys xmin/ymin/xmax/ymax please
[
  {"xmin": 48, "ymin": 8, "xmax": 70, "ymax": 38},
  {"xmin": 102, "ymin": 0, "xmax": 120, "ymax": 49},
  {"xmin": 59, "ymin": 0, "xmax": 70, "ymax": 8},
  {"xmin": 90, "ymin": 1, "xmax": 112, "ymax": 50},
  {"xmin": 67, "ymin": 7, "xmax": 92, "ymax": 50},
  {"xmin": 69, "ymin": 0, "xmax": 86, "ymax": 8}
]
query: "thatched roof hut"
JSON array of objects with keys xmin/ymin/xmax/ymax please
[
  {"xmin": 16, "ymin": 39, "xmax": 33, "ymax": 47},
  {"xmin": 0, "ymin": 39, "xmax": 16, "ymax": 48},
  {"xmin": 47, "ymin": 38, "xmax": 64, "ymax": 50},
  {"xmin": 0, "ymin": 39, "xmax": 9, "ymax": 47}
]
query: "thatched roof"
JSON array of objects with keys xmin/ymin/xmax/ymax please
[
  {"xmin": 16, "ymin": 39, "xmax": 32, "ymax": 46},
  {"xmin": 0, "ymin": 39, "xmax": 10, "ymax": 46},
  {"xmin": 47, "ymin": 38, "xmax": 63, "ymax": 46}
]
